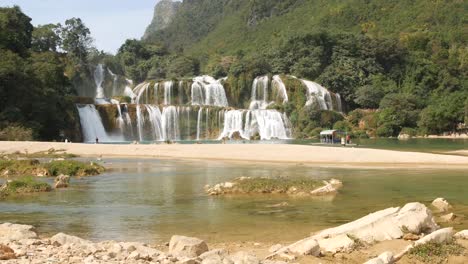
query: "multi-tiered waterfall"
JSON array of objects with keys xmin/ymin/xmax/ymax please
[{"xmin": 76, "ymin": 65, "xmax": 343, "ymax": 143}]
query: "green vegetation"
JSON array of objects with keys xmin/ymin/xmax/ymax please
[
  {"xmin": 0, "ymin": 176, "xmax": 52, "ymax": 198},
  {"xmin": 225, "ymin": 177, "xmax": 323, "ymax": 194},
  {"xmin": 408, "ymin": 242, "xmax": 465, "ymax": 264},
  {"xmin": 44, "ymin": 160, "xmax": 104, "ymax": 177},
  {"xmin": 0, "ymin": 157, "xmax": 104, "ymax": 178}
]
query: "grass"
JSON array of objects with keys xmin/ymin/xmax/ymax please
[
  {"xmin": 0, "ymin": 159, "xmax": 42, "ymax": 175},
  {"xmin": 232, "ymin": 177, "xmax": 323, "ymax": 194},
  {"xmin": 408, "ymin": 242, "xmax": 465, "ymax": 264},
  {"xmin": 0, "ymin": 176, "xmax": 52, "ymax": 198},
  {"xmin": 43, "ymin": 160, "xmax": 105, "ymax": 177},
  {"xmin": 3, "ymin": 148, "xmax": 79, "ymax": 159}
]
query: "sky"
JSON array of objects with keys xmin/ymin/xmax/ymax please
[{"xmin": 1, "ymin": 0, "xmax": 160, "ymax": 54}]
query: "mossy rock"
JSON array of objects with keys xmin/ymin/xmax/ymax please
[
  {"xmin": 0, "ymin": 176, "xmax": 52, "ymax": 198},
  {"xmin": 44, "ymin": 160, "xmax": 105, "ymax": 177}
]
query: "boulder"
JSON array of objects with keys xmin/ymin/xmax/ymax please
[
  {"xmin": 274, "ymin": 237, "xmax": 320, "ymax": 257},
  {"xmin": 54, "ymin": 174, "xmax": 70, "ymax": 188},
  {"xmin": 32, "ymin": 168, "xmax": 50, "ymax": 177},
  {"xmin": 317, "ymin": 234, "xmax": 355, "ymax": 253},
  {"xmin": 402, "ymin": 233, "xmax": 420, "ymax": 241},
  {"xmin": 414, "ymin": 227, "xmax": 453, "ymax": 246},
  {"xmin": 268, "ymin": 244, "xmax": 282, "ymax": 253},
  {"xmin": 431, "ymin": 198, "xmax": 451, "ymax": 212},
  {"xmin": 0, "ymin": 223, "xmax": 38, "ymax": 242},
  {"xmin": 169, "ymin": 235, "xmax": 208, "ymax": 258},
  {"xmin": 50, "ymin": 233, "xmax": 91, "ymax": 246},
  {"xmin": 229, "ymin": 251, "xmax": 259, "ymax": 264},
  {"xmin": 440, "ymin": 213, "xmax": 456, "ymax": 222},
  {"xmin": 0, "ymin": 244, "xmax": 16, "ymax": 260},
  {"xmin": 454, "ymin": 230, "xmax": 468, "ymax": 240},
  {"xmin": 199, "ymin": 248, "xmax": 228, "ymax": 260},
  {"xmin": 364, "ymin": 251, "xmax": 394, "ymax": 264},
  {"xmin": 312, "ymin": 202, "xmax": 437, "ymax": 244}
]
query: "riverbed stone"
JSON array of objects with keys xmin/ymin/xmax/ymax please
[
  {"xmin": 54, "ymin": 174, "xmax": 70, "ymax": 188},
  {"xmin": 402, "ymin": 233, "xmax": 420, "ymax": 241},
  {"xmin": 440, "ymin": 213, "xmax": 456, "ymax": 222},
  {"xmin": 0, "ymin": 223, "xmax": 38, "ymax": 242},
  {"xmin": 169, "ymin": 235, "xmax": 208, "ymax": 258},
  {"xmin": 229, "ymin": 251, "xmax": 259, "ymax": 264},
  {"xmin": 431, "ymin": 198, "xmax": 451, "ymax": 212},
  {"xmin": 0, "ymin": 244, "xmax": 16, "ymax": 260},
  {"xmin": 364, "ymin": 251, "xmax": 394, "ymax": 264},
  {"xmin": 283, "ymin": 237, "xmax": 320, "ymax": 256},
  {"xmin": 317, "ymin": 234, "xmax": 355, "ymax": 253},
  {"xmin": 454, "ymin": 230, "xmax": 468, "ymax": 239},
  {"xmin": 50, "ymin": 233, "xmax": 91, "ymax": 246},
  {"xmin": 414, "ymin": 227, "xmax": 454, "ymax": 246},
  {"xmin": 268, "ymin": 244, "xmax": 282, "ymax": 253}
]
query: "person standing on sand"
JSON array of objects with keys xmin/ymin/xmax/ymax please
[{"xmin": 95, "ymin": 137, "xmax": 99, "ymax": 144}]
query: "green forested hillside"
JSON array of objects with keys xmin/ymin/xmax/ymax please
[{"xmin": 133, "ymin": 0, "xmax": 467, "ymax": 137}]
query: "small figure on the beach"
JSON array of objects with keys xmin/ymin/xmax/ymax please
[{"xmin": 95, "ymin": 137, "xmax": 99, "ymax": 144}]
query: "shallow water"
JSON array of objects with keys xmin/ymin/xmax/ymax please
[{"xmin": 1, "ymin": 158, "xmax": 467, "ymax": 244}]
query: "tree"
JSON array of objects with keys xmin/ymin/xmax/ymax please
[
  {"xmin": 0, "ymin": 6, "xmax": 33, "ymax": 56},
  {"xmin": 31, "ymin": 24, "xmax": 61, "ymax": 52},
  {"xmin": 59, "ymin": 18, "xmax": 92, "ymax": 61}
]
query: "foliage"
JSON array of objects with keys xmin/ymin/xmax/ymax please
[
  {"xmin": 0, "ymin": 176, "xmax": 51, "ymax": 198},
  {"xmin": 408, "ymin": 242, "xmax": 464, "ymax": 264},
  {"xmin": 31, "ymin": 24, "xmax": 61, "ymax": 52},
  {"xmin": 44, "ymin": 160, "xmax": 105, "ymax": 177},
  {"xmin": 0, "ymin": 125, "xmax": 33, "ymax": 141},
  {"xmin": 58, "ymin": 18, "xmax": 92, "ymax": 62},
  {"xmin": 232, "ymin": 177, "xmax": 323, "ymax": 194}
]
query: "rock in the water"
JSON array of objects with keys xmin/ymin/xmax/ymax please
[
  {"xmin": 440, "ymin": 213, "xmax": 456, "ymax": 222},
  {"xmin": 364, "ymin": 251, "xmax": 394, "ymax": 264},
  {"xmin": 50, "ymin": 233, "xmax": 91, "ymax": 246},
  {"xmin": 310, "ymin": 179, "xmax": 343, "ymax": 195},
  {"xmin": 317, "ymin": 234, "xmax": 355, "ymax": 253},
  {"xmin": 454, "ymin": 230, "xmax": 468, "ymax": 240},
  {"xmin": 169, "ymin": 235, "xmax": 208, "ymax": 258},
  {"xmin": 0, "ymin": 223, "xmax": 38, "ymax": 242},
  {"xmin": 229, "ymin": 251, "xmax": 259, "ymax": 264},
  {"xmin": 33, "ymin": 168, "xmax": 50, "ymax": 177},
  {"xmin": 54, "ymin": 174, "xmax": 70, "ymax": 188},
  {"xmin": 414, "ymin": 227, "xmax": 453, "ymax": 246},
  {"xmin": 0, "ymin": 244, "xmax": 16, "ymax": 260},
  {"xmin": 431, "ymin": 198, "xmax": 451, "ymax": 212},
  {"xmin": 278, "ymin": 237, "xmax": 320, "ymax": 256}
]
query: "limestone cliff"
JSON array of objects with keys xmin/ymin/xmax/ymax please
[{"xmin": 143, "ymin": 0, "xmax": 181, "ymax": 40}]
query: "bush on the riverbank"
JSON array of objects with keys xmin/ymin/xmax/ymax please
[
  {"xmin": 408, "ymin": 241, "xmax": 464, "ymax": 263},
  {"xmin": 0, "ymin": 159, "xmax": 43, "ymax": 176},
  {"xmin": 44, "ymin": 160, "xmax": 105, "ymax": 177},
  {"xmin": 0, "ymin": 176, "xmax": 52, "ymax": 198}
]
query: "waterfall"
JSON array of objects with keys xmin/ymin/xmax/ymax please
[
  {"xmin": 136, "ymin": 105, "xmax": 144, "ymax": 142},
  {"xmin": 135, "ymin": 83, "xmax": 150, "ymax": 104},
  {"xmin": 219, "ymin": 109, "xmax": 291, "ymax": 140},
  {"xmin": 108, "ymin": 69, "xmax": 118, "ymax": 97},
  {"xmin": 94, "ymin": 64, "xmax": 105, "ymax": 99},
  {"xmin": 164, "ymin": 81, "xmax": 173, "ymax": 105},
  {"xmin": 301, "ymin": 79, "xmax": 333, "ymax": 110},
  {"xmin": 162, "ymin": 106, "xmax": 179, "ymax": 140},
  {"xmin": 122, "ymin": 104, "xmax": 133, "ymax": 139},
  {"xmin": 77, "ymin": 105, "xmax": 114, "ymax": 142},
  {"xmin": 191, "ymin": 76, "xmax": 228, "ymax": 107},
  {"xmin": 250, "ymin": 76, "xmax": 270, "ymax": 110},
  {"xmin": 111, "ymin": 99, "xmax": 125, "ymax": 131},
  {"xmin": 145, "ymin": 105, "xmax": 164, "ymax": 141},
  {"xmin": 272, "ymin": 75, "xmax": 288, "ymax": 103},
  {"xmin": 196, "ymin": 107, "xmax": 203, "ymax": 140},
  {"xmin": 335, "ymin": 94, "xmax": 343, "ymax": 112}
]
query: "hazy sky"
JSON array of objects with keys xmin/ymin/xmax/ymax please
[{"xmin": 1, "ymin": 0, "xmax": 160, "ymax": 54}]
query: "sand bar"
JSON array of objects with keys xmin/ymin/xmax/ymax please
[{"xmin": 1, "ymin": 141, "xmax": 468, "ymax": 168}]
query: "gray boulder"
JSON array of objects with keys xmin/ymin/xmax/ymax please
[{"xmin": 169, "ymin": 235, "xmax": 208, "ymax": 258}]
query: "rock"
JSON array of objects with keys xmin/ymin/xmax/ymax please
[
  {"xmin": 317, "ymin": 234, "xmax": 355, "ymax": 253},
  {"xmin": 266, "ymin": 202, "xmax": 289, "ymax": 208},
  {"xmin": 199, "ymin": 248, "xmax": 227, "ymax": 260},
  {"xmin": 310, "ymin": 179, "xmax": 343, "ymax": 195},
  {"xmin": 364, "ymin": 251, "xmax": 394, "ymax": 264},
  {"xmin": 398, "ymin": 133, "xmax": 411, "ymax": 140},
  {"xmin": 268, "ymin": 244, "xmax": 283, "ymax": 253},
  {"xmin": 50, "ymin": 233, "xmax": 91, "ymax": 246},
  {"xmin": 312, "ymin": 202, "xmax": 437, "ymax": 244},
  {"xmin": 0, "ymin": 223, "xmax": 38, "ymax": 242},
  {"xmin": 262, "ymin": 261, "xmax": 288, "ymax": 264},
  {"xmin": 169, "ymin": 235, "xmax": 209, "ymax": 258},
  {"xmin": 431, "ymin": 198, "xmax": 451, "ymax": 212},
  {"xmin": 454, "ymin": 230, "xmax": 468, "ymax": 240},
  {"xmin": 0, "ymin": 244, "xmax": 16, "ymax": 260},
  {"xmin": 33, "ymin": 168, "xmax": 50, "ymax": 177},
  {"xmin": 229, "ymin": 251, "xmax": 259, "ymax": 264},
  {"xmin": 127, "ymin": 251, "xmax": 140, "ymax": 260},
  {"xmin": 414, "ymin": 227, "xmax": 454, "ymax": 246},
  {"xmin": 277, "ymin": 237, "xmax": 320, "ymax": 256},
  {"xmin": 402, "ymin": 233, "xmax": 420, "ymax": 241},
  {"xmin": 440, "ymin": 213, "xmax": 456, "ymax": 222},
  {"xmin": 54, "ymin": 174, "xmax": 70, "ymax": 188}
]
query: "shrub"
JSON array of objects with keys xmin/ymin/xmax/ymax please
[
  {"xmin": 44, "ymin": 160, "xmax": 105, "ymax": 176},
  {"xmin": 408, "ymin": 242, "xmax": 464, "ymax": 263},
  {"xmin": 0, "ymin": 126, "xmax": 34, "ymax": 141},
  {"xmin": 0, "ymin": 176, "xmax": 51, "ymax": 197}
]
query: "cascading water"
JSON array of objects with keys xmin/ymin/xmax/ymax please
[
  {"xmin": 162, "ymin": 106, "xmax": 179, "ymax": 140},
  {"xmin": 145, "ymin": 105, "xmax": 164, "ymax": 141},
  {"xmin": 301, "ymin": 79, "xmax": 333, "ymax": 110},
  {"xmin": 191, "ymin": 76, "xmax": 228, "ymax": 107},
  {"xmin": 250, "ymin": 76, "xmax": 270, "ymax": 110},
  {"xmin": 111, "ymin": 99, "xmax": 125, "ymax": 131},
  {"xmin": 108, "ymin": 69, "xmax": 118, "ymax": 97},
  {"xmin": 77, "ymin": 105, "xmax": 114, "ymax": 142},
  {"xmin": 272, "ymin": 75, "xmax": 288, "ymax": 103},
  {"xmin": 94, "ymin": 64, "xmax": 105, "ymax": 99},
  {"xmin": 164, "ymin": 81, "xmax": 173, "ymax": 105}
]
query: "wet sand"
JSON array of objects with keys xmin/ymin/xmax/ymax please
[{"xmin": 1, "ymin": 141, "xmax": 468, "ymax": 168}]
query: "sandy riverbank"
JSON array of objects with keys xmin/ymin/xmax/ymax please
[{"xmin": 1, "ymin": 141, "xmax": 468, "ymax": 168}]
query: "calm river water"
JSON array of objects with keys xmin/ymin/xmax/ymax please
[{"xmin": 1, "ymin": 158, "xmax": 467, "ymax": 244}]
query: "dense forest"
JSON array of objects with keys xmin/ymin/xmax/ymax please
[{"xmin": 0, "ymin": 0, "xmax": 467, "ymax": 141}]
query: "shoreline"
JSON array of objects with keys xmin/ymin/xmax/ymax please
[{"xmin": 1, "ymin": 141, "xmax": 468, "ymax": 169}]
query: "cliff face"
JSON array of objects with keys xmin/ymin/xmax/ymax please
[{"xmin": 143, "ymin": 0, "xmax": 181, "ymax": 40}]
